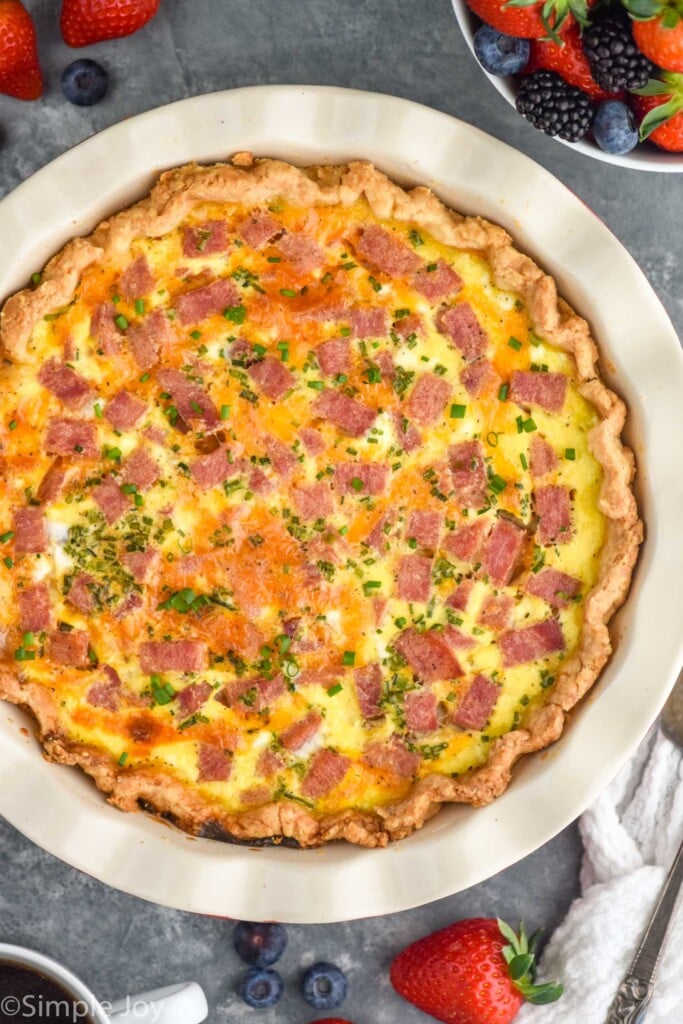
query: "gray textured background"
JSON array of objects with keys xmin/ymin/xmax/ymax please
[{"xmin": 0, "ymin": 2, "xmax": 680, "ymax": 1022}]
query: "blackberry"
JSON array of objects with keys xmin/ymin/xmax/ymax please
[
  {"xmin": 516, "ymin": 71, "xmax": 593, "ymax": 143},
  {"xmin": 583, "ymin": 10, "xmax": 653, "ymax": 92}
]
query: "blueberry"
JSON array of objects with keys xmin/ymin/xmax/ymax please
[
  {"xmin": 301, "ymin": 962, "xmax": 348, "ymax": 1010},
  {"xmin": 233, "ymin": 921, "xmax": 288, "ymax": 967},
  {"xmin": 61, "ymin": 60, "xmax": 109, "ymax": 107},
  {"xmin": 237, "ymin": 968, "xmax": 284, "ymax": 1009},
  {"xmin": 473, "ymin": 25, "xmax": 530, "ymax": 77},
  {"xmin": 592, "ymin": 100, "xmax": 639, "ymax": 155}
]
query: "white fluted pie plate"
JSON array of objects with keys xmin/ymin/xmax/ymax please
[{"xmin": 0, "ymin": 86, "xmax": 681, "ymax": 923}]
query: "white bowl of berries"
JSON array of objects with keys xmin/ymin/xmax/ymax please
[{"xmin": 451, "ymin": 0, "xmax": 683, "ymax": 169}]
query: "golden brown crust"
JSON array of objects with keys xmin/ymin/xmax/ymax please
[{"xmin": 0, "ymin": 157, "xmax": 643, "ymax": 848}]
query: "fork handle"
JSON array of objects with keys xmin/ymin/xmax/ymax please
[{"xmin": 605, "ymin": 838, "xmax": 683, "ymax": 1023}]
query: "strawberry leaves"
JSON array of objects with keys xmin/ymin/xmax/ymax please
[
  {"xmin": 506, "ymin": 0, "xmax": 590, "ymax": 42},
  {"xmin": 496, "ymin": 918, "xmax": 564, "ymax": 1006},
  {"xmin": 634, "ymin": 71, "xmax": 683, "ymax": 137}
]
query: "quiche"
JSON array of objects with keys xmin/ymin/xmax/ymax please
[{"xmin": 0, "ymin": 156, "xmax": 642, "ymax": 848}]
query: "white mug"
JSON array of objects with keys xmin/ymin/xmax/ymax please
[{"xmin": 0, "ymin": 944, "xmax": 208, "ymax": 1024}]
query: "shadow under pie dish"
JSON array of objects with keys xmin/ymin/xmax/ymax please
[{"xmin": 0, "ymin": 155, "xmax": 642, "ymax": 849}]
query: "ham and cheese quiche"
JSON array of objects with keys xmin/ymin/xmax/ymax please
[{"xmin": 0, "ymin": 156, "xmax": 642, "ymax": 848}]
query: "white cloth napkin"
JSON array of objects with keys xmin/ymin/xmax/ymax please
[{"xmin": 516, "ymin": 728, "xmax": 683, "ymax": 1024}]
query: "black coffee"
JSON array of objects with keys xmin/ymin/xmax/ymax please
[{"xmin": 0, "ymin": 960, "xmax": 95, "ymax": 1023}]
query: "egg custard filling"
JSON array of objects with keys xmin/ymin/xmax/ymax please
[{"xmin": 0, "ymin": 158, "xmax": 641, "ymax": 847}]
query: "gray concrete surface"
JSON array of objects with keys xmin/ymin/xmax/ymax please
[{"xmin": 0, "ymin": 2, "xmax": 679, "ymax": 1021}]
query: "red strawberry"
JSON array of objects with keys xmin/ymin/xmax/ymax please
[
  {"xmin": 0, "ymin": 0, "xmax": 42, "ymax": 100},
  {"xmin": 633, "ymin": 72, "xmax": 683, "ymax": 150},
  {"xmin": 633, "ymin": 17, "xmax": 683, "ymax": 72},
  {"xmin": 465, "ymin": 0, "xmax": 591, "ymax": 41},
  {"xmin": 391, "ymin": 918, "xmax": 563, "ymax": 1024},
  {"xmin": 527, "ymin": 24, "xmax": 617, "ymax": 100},
  {"xmin": 60, "ymin": 0, "xmax": 161, "ymax": 48}
]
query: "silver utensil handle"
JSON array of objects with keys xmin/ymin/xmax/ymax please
[{"xmin": 605, "ymin": 838, "xmax": 683, "ymax": 1023}]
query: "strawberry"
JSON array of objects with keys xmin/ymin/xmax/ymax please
[
  {"xmin": 60, "ymin": 0, "xmax": 161, "ymax": 48},
  {"xmin": 527, "ymin": 24, "xmax": 616, "ymax": 99},
  {"xmin": 633, "ymin": 14, "xmax": 683, "ymax": 72},
  {"xmin": 465, "ymin": 0, "xmax": 591, "ymax": 41},
  {"xmin": 390, "ymin": 918, "xmax": 563, "ymax": 1024},
  {"xmin": 633, "ymin": 72, "xmax": 683, "ymax": 149},
  {"xmin": 0, "ymin": 0, "xmax": 42, "ymax": 100}
]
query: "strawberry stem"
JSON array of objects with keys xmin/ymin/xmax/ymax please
[{"xmin": 496, "ymin": 919, "xmax": 564, "ymax": 1006}]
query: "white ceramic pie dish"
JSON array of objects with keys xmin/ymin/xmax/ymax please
[
  {"xmin": 0, "ymin": 85, "xmax": 681, "ymax": 923},
  {"xmin": 451, "ymin": 0, "xmax": 683, "ymax": 172}
]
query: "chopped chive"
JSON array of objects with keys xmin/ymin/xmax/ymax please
[
  {"xmin": 339, "ymin": 525, "xmax": 348, "ymax": 536},
  {"xmin": 450, "ymin": 404, "xmax": 466, "ymax": 419},
  {"xmin": 350, "ymin": 477, "xmax": 364, "ymax": 492},
  {"xmin": 284, "ymin": 659, "xmax": 300, "ymax": 679},
  {"xmin": 394, "ymin": 616, "xmax": 407, "ymax": 628},
  {"xmin": 522, "ymin": 417, "xmax": 537, "ymax": 433},
  {"xmin": 112, "ymin": 294, "xmax": 121, "ymax": 304},
  {"xmin": 565, "ymin": 448, "xmax": 576, "ymax": 460},
  {"xmin": 489, "ymin": 474, "xmax": 507, "ymax": 494},
  {"xmin": 508, "ymin": 336, "xmax": 522, "ymax": 351},
  {"xmin": 4, "ymin": 556, "xmax": 14, "ymax": 568},
  {"xmin": 104, "ymin": 446, "xmax": 121, "ymax": 461},
  {"xmin": 0, "ymin": 531, "xmax": 14, "ymax": 543},
  {"xmin": 307, "ymin": 380, "xmax": 324, "ymax": 390},
  {"xmin": 94, "ymin": 403, "xmax": 103, "ymax": 419},
  {"xmin": 253, "ymin": 343, "xmax": 267, "ymax": 358},
  {"xmin": 363, "ymin": 580, "xmax": 381, "ymax": 594},
  {"xmin": 339, "ymin": 326, "xmax": 352, "ymax": 337},
  {"xmin": 31, "ymin": 272, "xmax": 42, "ymax": 285},
  {"xmin": 118, "ymin": 752, "xmax": 129, "ymax": 766},
  {"xmin": 134, "ymin": 494, "xmax": 144, "ymax": 507},
  {"xmin": 409, "ymin": 229, "xmax": 424, "ymax": 247},
  {"xmin": 190, "ymin": 400, "xmax": 202, "ymax": 414},
  {"xmin": 135, "ymin": 299, "xmax": 145, "ymax": 316},
  {"xmin": 114, "ymin": 314, "xmax": 129, "ymax": 331},
  {"xmin": 520, "ymin": 452, "xmax": 528, "ymax": 470},
  {"xmin": 327, "ymin": 683, "xmax": 344, "ymax": 697},
  {"xmin": 8, "ymin": 420, "xmax": 17, "ymax": 431},
  {"xmin": 498, "ymin": 383, "xmax": 509, "ymax": 401},
  {"xmin": 267, "ymin": 256, "xmax": 281, "ymax": 263},
  {"xmin": 426, "ymin": 262, "xmax": 438, "ymax": 272},
  {"xmin": 220, "ymin": 404, "xmax": 231, "ymax": 420},
  {"xmin": 121, "ymin": 483, "xmax": 138, "ymax": 495},
  {"xmin": 368, "ymin": 276, "xmax": 382, "ymax": 293},
  {"xmin": 280, "ymin": 288, "xmax": 297, "ymax": 298},
  {"xmin": 139, "ymin": 372, "xmax": 150, "ymax": 383},
  {"xmin": 190, "ymin": 330, "xmax": 202, "ymax": 340},
  {"xmin": 342, "ymin": 651, "xmax": 356, "ymax": 667},
  {"xmin": 224, "ymin": 305, "xmax": 247, "ymax": 324},
  {"xmin": 408, "ymin": 537, "xmax": 417, "ymax": 549},
  {"xmin": 14, "ymin": 647, "xmax": 35, "ymax": 661},
  {"xmin": 365, "ymin": 366, "xmax": 381, "ymax": 384},
  {"xmin": 22, "ymin": 632, "xmax": 34, "ymax": 646}
]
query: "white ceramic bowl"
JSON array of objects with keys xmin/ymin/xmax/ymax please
[
  {"xmin": 0, "ymin": 86, "xmax": 682, "ymax": 923},
  {"xmin": 451, "ymin": 0, "xmax": 683, "ymax": 172}
]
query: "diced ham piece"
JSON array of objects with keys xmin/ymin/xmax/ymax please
[
  {"xmin": 453, "ymin": 675, "xmax": 499, "ymax": 730},
  {"xmin": 105, "ymin": 390, "xmax": 147, "ymax": 431},
  {"xmin": 50, "ymin": 629, "xmax": 89, "ymax": 667},
  {"xmin": 37, "ymin": 460, "xmax": 66, "ymax": 504},
  {"xmin": 87, "ymin": 668, "xmax": 121, "ymax": 712},
  {"xmin": 529, "ymin": 436, "xmax": 559, "ymax": 478},
  {"xmin": 535, "ymin": 486, "xmax": 572, "ymax": 545},
  {"xmin": 229, "ymin": 338, "xmax": 258, "ymax": 366},
  {"xmin": 392, "ymin": 312, "xmax": 424, "ymax": 339},
  {"xmin": 249, "ymin": 467, "xmax": 272, "ymax": 495},
  {"xmin": 301, "ymin": 749, "xmax": 350, "ymax": 798},
  {"xmin": 121, "ymin": 448, "xmax": 159, "ymax": 492},
  {"xmin": 38, "ymin": 358, "xmax": 90, "ymax": 408},
  {"xmin": 397, "ymin": 554, "xmax": 432, "ymax": 603},
  {"xmin": 526, "ymin": 567, "xmax": 581, "ymax": 608},
  {"xmin": 355, "ymin": 224, "xmax": 421, "ymax": 277},
  {"xmin": 296, "ymin": 667, "xmax": 341, "ymax": 688},
  {"xmin": 128, "ymin": 309, "xmax": 174, "ymax": 371},
  {"xmin": 277, "ymin": 232, "xmax": 324, "ymax": 272},
  {"xmin": 364, "ymin": 737, "xmax": 421, "ymax": 779},
  {"xmin": 313, "ymin": 389, "xmax": 376, "ymax": 437},
  {"xmin": 412, "ymin": 260, "xmax": 462, "ymax": 302},
  {"xmin": 477, "ymin": 593, "xmax": 514, "ymax": 631},
  {"xmin": 45, "ymin": 418, "xmax": 98, "ymax": 458},
  {"xmin": 407, "ymin": 510, "xmax": 441, "ymax": 549},
  {"xmin": 367, "ymin": 512, "xmax": 393, "ymax": 552},
  {"xmin": 139, "ymin": 640, "xmax": 208, "ymax": 674},
  {"xmin": 242, "ymin": 785, "xmax": 271, "ymax": 807},
  {"xmin": 93, "ymin": 477, "xmax": 129, "ymax": 525},
  {"xmin": 407, "ymin": 373, "xmax": 451, "ymax": 426},
  {"xmin": 119, "ymin": 255, "xmax": 154, "ymax": 300},
  {"xmin": 437, "ymin": 303, "xmax": 488, "ymax": 362},
  {"xmin": 280, "ymin": 710, "xmax": 322, "ymax": 751},
  {"xmin": 391, "ymin": 411, "xmax": 422, "ymax": 453},
  {"xmin": 18, "ymin": 584, "xmax": 51, "ymax": 632},
  {"xmin": 299, "ymin": 427, "xmax": 325, "ymax": 456},
  {"xmin": 443, "ymin": 625, "xmax": 476, "ymax": 650},
  {"xmin": 175, "ymin": 679, "xmax": 211, "ymax": 720},
  {"xmin": 499, "ymin": 619, "xmax": 565, "ymax": 666},
  {"xmin": 317, "ymin": 337, "xmax": 351, "ymax": 376},
  {"xmin": 237, "ymin": 210, "xmax": 282, "ymax": 248},
  {"xmin": 334, "ymin": 461, "xmax": 388, "ymax": 496},
  {"xmin": 175, "ymin": 278, "xmax": 240, "ymax": 325},
  {"xmin": 443, "ymin": 519, "xmax": 489, "ymax": 562},
  {"xmin": 461, "ymin": 359, "xmax": 500, "ymax": 397},
  {"xmin": 446, "ymin": 578, "xmax": 474, "ymax": 612},
  {"xmin": 190, "ymin": 447, "xmax": 239, "ymax": 490},
  {"xmin": 216, "ymin": 674, "xmax": 285, "ymax": 714},
  {"xmin": 90, "ymin": 302, "xmax": 122, "ymax": 356},
  {"xmin": 123, "ymin": 549, "xmax": 157, "ymax": 582},
  {"xmin": 481, "ymin": 519, "xmax": 526, "ymax": 585},
  {"xmin": 348, "ymin": 307, "xmax": 388, "ymax": 338},
  {"xmin": 257, "ymin": 748, "xmax": 285, "ymax": 778},
  {"xmin": 197, "ymin": 742, "xmax": 232, "ymax": 782},
  {"xmin": 375, "ymin": 349, "xmax": 395, "ymax": 382},
  {"xmin": 182, "ymin": 220, "xmax": 229, "ymax": 258},
  {"xmin": 450, "ymin": 440, "xmax": 487, "ymax": 508},
  {"xmin": 293, "ymin": 482, "xmax": 333, "ymax": 521},
  {"xmin": 249, "ymin": 356, "xmax": 295, "ymax": 399},
  {"xmin": 67, "ymin": 573, "xmax": 96, "ymax": 614},
  {"xmin": 265, "ymin": 436, "xmax": 298, "ymax": 477},
  {"xmin": 13, "ymin": 508, "xmax": 47, "ymax": 554},
  {"xmin": 354, "ymin": 663, "xmax": 383, "ymax": 719},
  {"xmin": 510, "ymin": 371, "xmax": 567, "ymax": 413},
  {"xmin": 394, "ymin": 627, "xmax": 463, "ymax": 682},
  {"xmin": 404, "ymin": 689, "xmax": 438, "ymax": 732},
  {"xmin": 157, "ymin": 368, "xmax": 219, "ymax": 428}
]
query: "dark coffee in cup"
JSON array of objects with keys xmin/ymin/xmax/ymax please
[{"xmin": 0, "ymin": 960, "xmax": 95, "ymax": 1023}]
